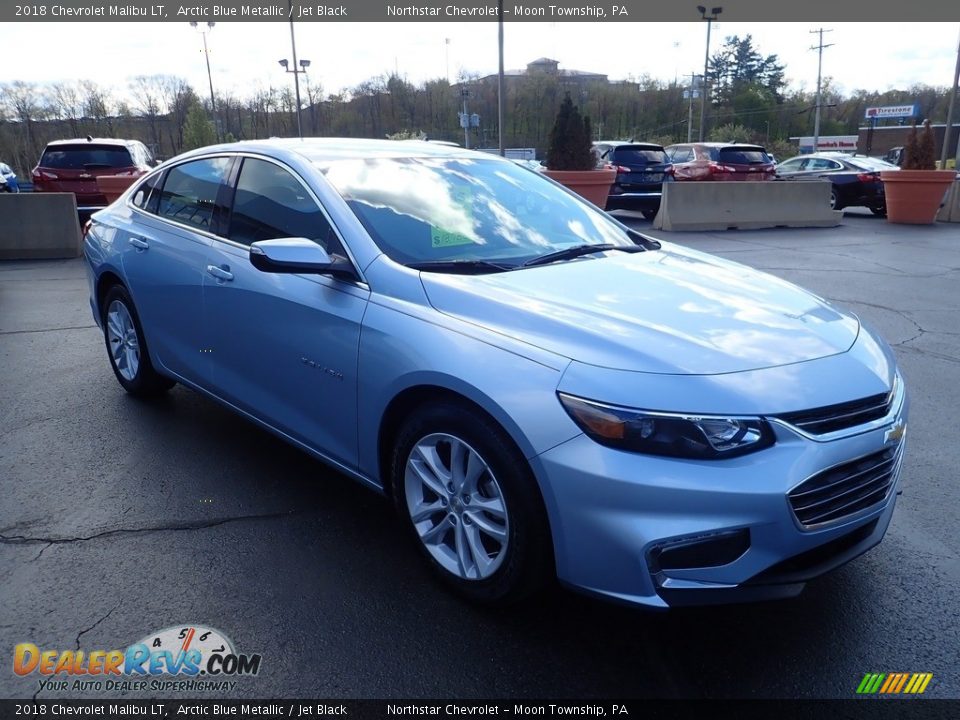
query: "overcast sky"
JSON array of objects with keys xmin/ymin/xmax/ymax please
[{"xmin": 1, "ymin": 22, "xmax": 958, "ymax": 104}]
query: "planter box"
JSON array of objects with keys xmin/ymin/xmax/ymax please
[
  {"xmin": 543, "ymin": 168, "xmax": 616, "ymax": 209},
  {"xmin": 880, "ymin": 170, "xmax": 956, "ymax": 225}
]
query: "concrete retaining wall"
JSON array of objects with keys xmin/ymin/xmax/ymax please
[
  {"xmin": 0, "ymin": 193, "xmax": 82, "ymax": 260},
  {"xmin": 653, "ymin": 180, "xmax": 842, "ymax": 231}
]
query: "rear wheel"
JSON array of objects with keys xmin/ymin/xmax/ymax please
[
  {"xmin": 870, "ymin": 206, "xmax": 887, "ymax": 217},
  {"xmin": 102, "ymin": 285, "xmax": 175, "ymax": 397},
  {"xmin": 641, "ymin": 209, "xmax": 658, "ymax": 221},
  {"xmin": 390, "ymin": 401, "xmax": 552, "ymax": 605},
  {"xmin": 829, "ymin": 188, "xmax": 840, "ymax": 210}
]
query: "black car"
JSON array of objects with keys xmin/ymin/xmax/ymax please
[
  {"xmin": 592, "ymin": 141, "xmax": 673, "ymax": 219},
  {"xmin": 775, "ymin": 153, "xmax": 898, "ymax": 215}
]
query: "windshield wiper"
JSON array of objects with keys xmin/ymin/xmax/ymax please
[
  {"xmin": 520, "ymin": 243, "xmax": 643, "ymax": 268},
  {"xmin": 406, "ymin": 259, "xmax": 515, "ymax": 274}
]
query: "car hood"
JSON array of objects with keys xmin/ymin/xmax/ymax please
[{"xmin": 420, "ymin": 245, "xmax": 860, "ymax": 375}]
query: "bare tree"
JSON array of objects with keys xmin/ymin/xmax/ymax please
[{"xmin": 49, "ymin": 81, "xmax": 85, "ymax": 137}]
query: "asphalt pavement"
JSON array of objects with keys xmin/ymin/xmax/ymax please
[{"xmin": 1, "ymin": 209, "xmax": 959, "ymax": 700}]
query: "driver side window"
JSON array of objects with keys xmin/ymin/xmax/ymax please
[{"xmin": 228, "ymin": 158, "xmax": 342, "ymax": 255}]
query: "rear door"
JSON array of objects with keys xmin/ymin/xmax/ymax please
[
  {"xmin": 202, "ymin": 155, "xmax": 369, "ymax": 468},
  {"xmin": 120, "ymin": 156, "xmax": 233, "ymax": 385}
]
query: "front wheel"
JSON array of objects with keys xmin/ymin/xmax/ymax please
[
  {"xmin": 870, "ymin": 206, "xmax": 887, "ymax": 217},
  {"xmin": 641, "ymin": 209, "xmax": 658, "ymax": 221},
  {"xmin": 102, "ymin": 285, "xmax": 175, "ymax": 397},
  {"xmin": 390, "ymin": 402, "xmax": 553, "ymax": 605}
]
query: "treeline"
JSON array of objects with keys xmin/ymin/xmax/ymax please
[{"xmin": 0, "ymin": 35, "xmax": 955, "ymax": 177}]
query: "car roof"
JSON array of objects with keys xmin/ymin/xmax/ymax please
[
  {"xmin": 594, "ymin": 141, "xmax": 665, "ymax": 150},
  {"xmin": 174, "ymin": 137, "xmax": 497, "ymax": 164},
  {"xmin": 44, "ymin": 138, "xmax": 139, "ymax": 148}
]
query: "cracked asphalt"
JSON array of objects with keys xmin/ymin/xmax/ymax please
[{"xmin": 1, "ymin": 209, "xmax": 959, "ymax": 700}]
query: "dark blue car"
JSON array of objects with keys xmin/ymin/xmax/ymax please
[{"xmin": 593, "ymin": 142, "xmax": 674, "ymax": 219}]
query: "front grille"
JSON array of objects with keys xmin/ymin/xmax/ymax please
[
  {"xmin": 775, "ymin": 383, "xmax": 895, "ymax": 436},
  {"xmin": 789, "ymin": 444, "xmax": 902, "ymax": 528}
]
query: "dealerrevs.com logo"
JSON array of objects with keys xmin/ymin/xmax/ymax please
[{"xmin": 13, "ymin": 624, "xmax": 262, "ymax": 693}]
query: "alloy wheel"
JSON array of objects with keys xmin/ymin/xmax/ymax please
[
  {"xmin": 404, "ymin": 433, "xmax": 509, "ymax": 580},
  {"xmin": 106, "ymin": 299, "xmax": 140, "ymax": 381}
]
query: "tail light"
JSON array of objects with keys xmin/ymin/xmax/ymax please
[
  {"xmin": 857, "ymin": 172, "xmax": 879, "ymax": 183},
  {"xmin": 709, "ymin": 163, "xmax": 737, "ymax": 174},
  {"xmin": 613, "ymin": 165, "xmax": 632, "ymax": 175},
  {"xmin": 82, "ymin": 220, "xmax": 92, "ymax": 239},
  {"xmin": 665, "ymin": 165, "xmax": 675, "ymax": 176}
]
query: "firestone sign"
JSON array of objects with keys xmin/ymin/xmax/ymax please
[{"xmin": 864, "ymin": 104, "xmax": 919, "ymax": 120}]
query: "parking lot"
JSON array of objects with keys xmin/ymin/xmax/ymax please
[{"xmin": 1, "ymin": 209, "xmax": 959, "ymax": 700}]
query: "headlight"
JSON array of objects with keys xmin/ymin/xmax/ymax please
[{"xmin": 558, "ymin": 393, "xmax": 774, "ymax": 460}]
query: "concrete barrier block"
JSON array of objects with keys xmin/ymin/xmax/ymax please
[
  {"xmin": 0, "ymin": 193, "xmax": 82, "ymax": 260},
  {"xmin": 936, "ymin": 180, "xmax": 960, "ymax": 223},
  {"xmin": 652, "ymin": 180, "xmax": 842, "ymax": 231}
]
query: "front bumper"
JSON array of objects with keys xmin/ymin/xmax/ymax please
[{"xmin": 531, "ymin": 386, "xmax": 907, "ymax": 608}]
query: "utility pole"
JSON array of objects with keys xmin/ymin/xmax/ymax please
[
  {"xmin": 810, "ymin": 28, "xmax": 834, "ymax": 153},
  {"xmin": 696, "ymin": 6, "xmax": 722, "ymax": 142},
  {"xmin": 497, "ymin": 0, "xmax": 505, "ymax": 157},
  {"xmin": 940, "ymin": 26, "xmax": 960, "ymax": 168},
  {"xmin": 461, "ymin": 87, "xmax": 470, "ymax": 149}
]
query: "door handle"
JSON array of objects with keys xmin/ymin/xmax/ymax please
[
  {"xmin": 206, "ymin": 265, "xmax": 234, "ymax": 282},
  {"xmin": 129, "ymin": 237, "xmax": 149, "ymax": 250}
]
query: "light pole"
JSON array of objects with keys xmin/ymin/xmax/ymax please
[
  {"xmin": 497, "ymin": 0, "xmax": 505, "ymax": 156},
  {"xmin": 685, "ymin": 73, "xmax": 702, "ymax": 143},
  {"xmin": 696, "ymin": 5, "xmax": 721, "ymax": 142},
  {"xmin": 189, "ymin": 21, "xmax": 218, "ymax": 141},
  {"xmin": 280, "ymin": 0, "xmax": 309, "ymax": 139}
]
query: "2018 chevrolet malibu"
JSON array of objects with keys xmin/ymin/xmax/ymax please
[{"xmin": 83, "ymin": 139, "xmax": 908, "ymax": 608}]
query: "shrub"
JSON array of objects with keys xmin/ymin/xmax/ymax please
[
  {"xmin": 546, "ymin": 94, "xmax": 595, "ymax": 171},
  {"xmin": 902, "ymin": 120, "xmax": 936, "ymax": 171}
]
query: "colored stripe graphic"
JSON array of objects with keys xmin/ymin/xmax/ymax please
[{"xmin": 857, "ymin": 672, "xmax": 933, "ymax": 694}]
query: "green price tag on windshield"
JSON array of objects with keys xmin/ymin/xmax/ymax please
[{"xmin": 431, "ymin": 187, "xmax": 476, "ymax": 248}]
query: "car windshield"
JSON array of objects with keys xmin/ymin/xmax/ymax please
[
  {"xmin": 715, "ymin": 147, "xmax": 770, "ymax": 164},
  {"xmin": 317, "ymin": 156, "xmax": 640, "ymax": 267},
  {"xmin": 39, "ymin": 145, "xmax": 133, "ymax": 170},
  {"xmin": 612, "ymin": 147, "xmax": 668, "ymax": 165}
]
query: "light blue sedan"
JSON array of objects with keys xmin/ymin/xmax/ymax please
[{"xmin": 84, "ymin": 139, "xmax": 908, "ymax": 608}]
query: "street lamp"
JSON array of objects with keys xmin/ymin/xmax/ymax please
[
  {"xmin": 189, "ymin": 21, "xmax": 218, "ymax": 141},
  {"xmin": 696, "ymin": 5, "xmax": 721, "ymax": 142},
  {"xmin": 279, "ymin": 0, "xmax": 309, "ymax": 139}
]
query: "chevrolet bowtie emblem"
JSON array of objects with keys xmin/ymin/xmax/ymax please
[{"xmin": 885, "ymin": 421, "xmax": 906, "ymax": 444}]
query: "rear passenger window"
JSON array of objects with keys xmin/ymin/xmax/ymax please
[
  {"xmin": 227, "ymin": 158, "xmax": 342, "ymax": 254},
  {"xmin": 131, "ymin": 171, "xmax": 165, "ymax": 214},
  {"xmin": 157, "ymin": 157, "xmax": 232, "ymax": 232}
]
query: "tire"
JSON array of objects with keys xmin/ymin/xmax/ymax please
[
  {"xmin": 101, "ymin": 285, "xmax": 175, "ymax": 397},
  {"xmin": 390, "ymin": 401, "xmax": 553, "ymax": 605},
  {"xmin": 870, "ymin": 206, "xmax": 887, "ymax": 217},
  {"xmin": 641, "ymin": 209, "xmax": 658, "ymax": 221},
  {"xmin": 829, "ymin": 188, "xmax": 839, "ymax": 210}
]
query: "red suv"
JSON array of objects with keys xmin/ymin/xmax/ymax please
[
  {"xmin": 665, "ymin": 143, "xmax": 775, "ymax": 181},
  {"xmin": 32, "ymin": 138, "xmax": 154, "ymax": 209}
]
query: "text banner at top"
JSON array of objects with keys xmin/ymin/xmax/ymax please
[{"xmin": 4, "ymin": 0, "xmax": 960, "ymax": 22}]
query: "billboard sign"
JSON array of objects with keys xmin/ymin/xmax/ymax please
[{"xmin": 864, "ymin": 104, "xmax": 919, "ymax": 120}]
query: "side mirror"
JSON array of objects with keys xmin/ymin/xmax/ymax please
[{"xmin": 249, "ymin": 237, "xmax": 356, "ymax": 279}]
